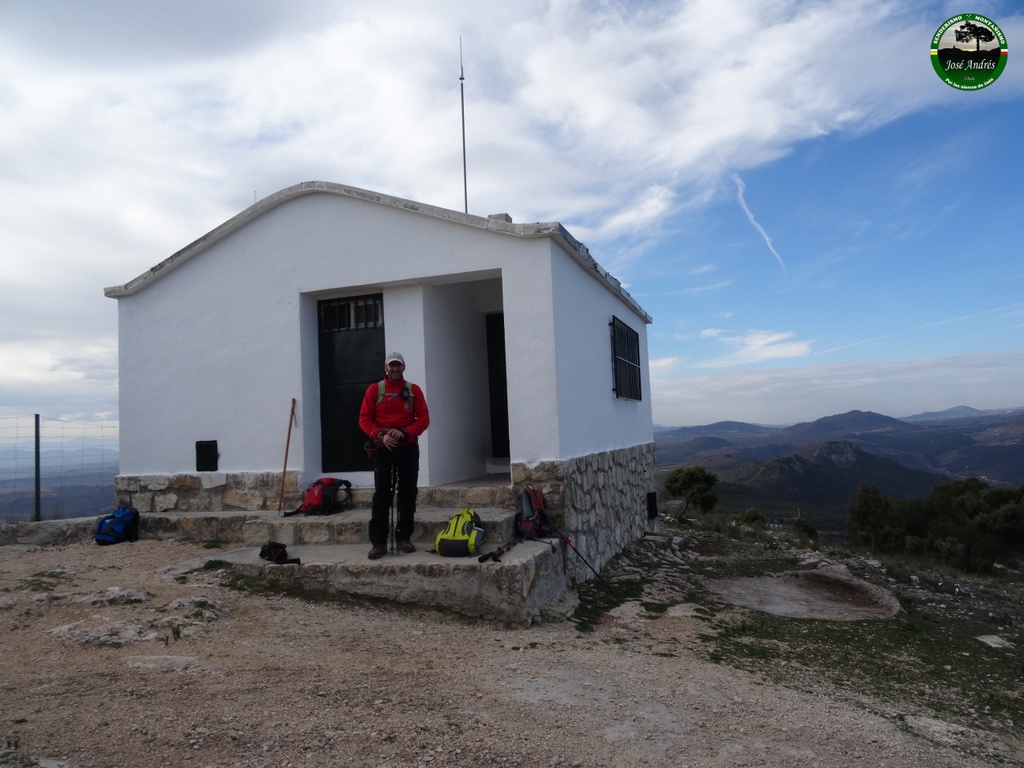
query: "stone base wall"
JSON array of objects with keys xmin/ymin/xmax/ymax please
[
  {"xmin": 114, "ymin": 472, "xmax": 519, "ymax": 515},
  {"xmin": 115, "ymin": 471, "xmax": 305, "ymax": 513},
  {"xmin": 511, "ymin": 442, "xmax": 656, "ymax": 585},
  {"xmin": 114, "ymin": 442, "xmax": 655, "ymax": 584}
]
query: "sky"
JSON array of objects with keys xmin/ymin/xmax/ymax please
[{"xmin": 1, "ymin": 0, "xmax": 1022, "ymax": 431}]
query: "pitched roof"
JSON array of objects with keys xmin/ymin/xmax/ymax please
[{"xmin": 103, "ymin": 180, "xmax": 650, "ymax": 323}]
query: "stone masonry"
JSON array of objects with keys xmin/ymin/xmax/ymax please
[
  {"xmin": 113, "ymin": 471, "xmax": 518, "ymax": 516},
  {"xmin": 512, "ymin": 441, "xmax": 656, "ymax": 585},
  {"xmin": 115, "ymin": 471, "xmax": 305, "ymax": 514}
]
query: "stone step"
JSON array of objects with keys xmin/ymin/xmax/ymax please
[
  {"xmin": 343, "ymin": 480, "xmax": 516, "ymax": 513},
  {"xmin": 239, "ymin": 506, "xmax": 517, "ymax": 549},
  {"xmin": 184, "ymin": 538, "xmax": 577, "ymax": 625}
]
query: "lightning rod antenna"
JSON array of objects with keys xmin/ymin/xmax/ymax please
[{"xmin": 460, "ymin": 38, "xmax": 468, "ymax": 214}]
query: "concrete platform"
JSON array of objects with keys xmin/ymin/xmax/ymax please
[
  {"xmin": 196, "ymin": 538, "xmax": 576, "ymax": 625},
  {"xmin": 0, "ymin": 505, "xmax": 579, "ymax": 626}
]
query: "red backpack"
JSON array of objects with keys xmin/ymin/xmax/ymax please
[
  {"xmin": 515, "ymin": 484, "xmax": 554, "ymax": 539},
  {"xmin": 286, "ymin": 478, "xmax": 352, "ymax": 517}
]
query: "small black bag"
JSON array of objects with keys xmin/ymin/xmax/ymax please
[{"xmin": 259, "ymin": 540, "xmax": 300, "ymax": 564}]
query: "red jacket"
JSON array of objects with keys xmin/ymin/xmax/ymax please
[{"xmin": 358, "ymin": 378, "xmax": 429, "ymax": 447}]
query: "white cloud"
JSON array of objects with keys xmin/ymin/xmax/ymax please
[
  {"xmin": 593, "ymin": 185, "xmax": 676, "ymax": 240},
  {"xmin": 0, "ymin": 340, "xmax": 118, "ymax": 420},
  {"xmin": 649, "ymin": 356, "xmax": 683, "ymax": 373},
  {"xmin": 697, "ymin": 330, "xmax": 814, "ymax": 367}
]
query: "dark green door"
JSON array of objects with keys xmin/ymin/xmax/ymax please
[
  {"xmin": 318, "ymin": 295, "xmax": 385, "ymax": 472},
  {"xmin": 486, "ymin": 313, "xmax": 510, "ymax": 458}
]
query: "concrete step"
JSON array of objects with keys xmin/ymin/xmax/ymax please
[
  {"xmin": 344, "ymin": 476, "xmax": 515, "ymax": 513},
  {"xmin": 239, "ymin": 506, "xmax": 518, "ymax": 549},
  {"xmin": 184, "ymin": 538, "xmax": 577, "ymax": 625}
]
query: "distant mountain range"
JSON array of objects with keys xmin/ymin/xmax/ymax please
[
  {"xmin": 655, "ymin": 406, "xmax": 1024, "ymax": 534},
  {"xmin": 0, "ymin": 446, "xmax": 119, "ymax": 523}
]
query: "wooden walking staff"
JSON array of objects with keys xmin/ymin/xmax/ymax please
[{"xmin": 278, "ymin": 398, "xmax": 297, "ymax": 516}]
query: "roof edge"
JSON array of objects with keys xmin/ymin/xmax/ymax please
[{"xmin": 103, "ymin": 181, "xmax": 651, "ymax": 322}]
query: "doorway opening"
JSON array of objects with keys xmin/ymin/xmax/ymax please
[{"xmin": 318, "ymin": 294, "xmax": 384, "ymax": 472}]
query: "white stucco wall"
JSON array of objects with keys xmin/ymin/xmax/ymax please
[
  {"xmin": 499, "ymin": 242, "xmax": 653, "ymax": 463},
  {"xmin": 110, "ymin": 184, "xmax": 651, "ymax": 484},
  {"xmin": 499, "ymin": 244, "xmax": 560, "ymax": 464},
  {"xmin": 115, "ymin": 242, "xmax": 304, "ymax": 476},
  {"xmin": 550, "ymin": 241, "xmax": 653, "ymax": 457}
]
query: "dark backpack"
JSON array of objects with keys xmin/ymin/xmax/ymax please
[
  {"xmin": 259, "ymin": 540, "xmax": 300, "ymax": 565},
  {"xmin": 515, "ymin": 485, "xmax": 554, "ymax": 540},
  {"xmin": 285, "ymin": 478, "xmax": 352, "ymax": 517},
  {"xmin": 95, "ymin": 506, "xmax": 140, "ymax": 545}
]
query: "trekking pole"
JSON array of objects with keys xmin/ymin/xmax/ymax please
[
  {"xmin": 546, "ymin": 520, "xmax": 617, "ymax": 597},
  {"xmin": 478, "ymin": 536, "xmax": 522, "ymax": 563},
  {"xmin": 388, "ymin": 456, "xmax": 398, "ymax": 554},
  {"xmin": 277, "ymin": 398, "xmax": 296, "ymax": 517}
]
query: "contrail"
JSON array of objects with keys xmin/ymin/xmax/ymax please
[{"xmin": 731, "ymin": 171, "xmax": 785, "ymax": 273}]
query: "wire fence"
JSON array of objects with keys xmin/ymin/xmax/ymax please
[{"xmin": 0, "ymin": 415, "xmax": 119, "ymax": 524}]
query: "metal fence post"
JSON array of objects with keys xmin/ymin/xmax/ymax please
[{"xmin": 34, "ymin": 414, "xmax": 41, "ymax": 522}]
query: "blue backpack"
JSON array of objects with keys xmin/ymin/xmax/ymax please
[{"xmin": 95, "ymin": 506, "xmax": 140, "ymax": 545}]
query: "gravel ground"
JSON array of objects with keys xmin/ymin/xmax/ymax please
[{"xmin": 0, "ymin": 537, "xmax": 1015, "ymax": 768}]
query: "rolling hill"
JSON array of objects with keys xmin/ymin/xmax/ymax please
[{"xmin": 655, "ymin": 406, "xmax": 1024, "ymax": 535}]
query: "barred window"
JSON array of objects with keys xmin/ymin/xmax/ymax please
[
  {"xmin": 319, "ymin": 295, "xmax": 384, "ymax": 333},
  {"xmin": 610, "ymin": 315, "xmax": 642, "ymax": 401}
]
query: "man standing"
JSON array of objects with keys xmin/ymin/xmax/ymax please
[{"xmin": 358, "ymin": 353, "xmax": 430, "ymax": 559}]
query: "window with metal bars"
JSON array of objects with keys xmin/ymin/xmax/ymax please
[
  {"xmin": 319, "ymin": 295, "xmax": 384, "ymax": 333},
  {"xmin": 610, "ymin": 315, "xmax": 642, "ymax": 401}
]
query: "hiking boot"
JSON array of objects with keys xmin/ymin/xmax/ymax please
[
  {"xmin": 397, "ymin": 539, "xmax": 416, "ymax": 553},
  {"xmin": 367, "ymin": 545, "xmax": 387, "ymax": 560}
]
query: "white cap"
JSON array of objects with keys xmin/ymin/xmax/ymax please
[{"xmin": 385, "ymin": 352, "xmax": 405, "ymax": 365}]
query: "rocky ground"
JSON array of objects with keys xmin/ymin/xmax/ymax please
[{"xmin": 0, "ymin": 526, "xmax": 1021, "ymax": 768}]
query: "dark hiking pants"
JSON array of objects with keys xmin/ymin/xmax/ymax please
[{"xmin": 369, "ymin": 442, "xmax": 419, "ymax": 546}]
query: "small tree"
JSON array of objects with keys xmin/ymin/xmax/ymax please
[
  {"xmin": 955, "ymin": 21, "xmax": 995, "ymax": 51},
  {"xmin": 664, "ymin": 466, "xmax": 719, "ymax": 519},
  {"xmin": 846, "ymin": 483, "xmax": 892, "ymax": 553},
  {"xmin": 793, "ymin": 519, "xmax": 819, "ymax": 544},
  {"xmin": 740, "ymin": 506, "xmax": 767, "ymax": 528}
]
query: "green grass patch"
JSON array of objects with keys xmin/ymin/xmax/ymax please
[
  {"xmin": 17, "ymin": 570, "xmax": 74, "ymax": 592},
  {"xmin": 572, "ymin": 579, "xmax": 643, "ymax": 633}
]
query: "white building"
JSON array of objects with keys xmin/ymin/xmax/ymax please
[{"xmin": 106, "ymin": 181, "xmax": 655, "ymax": 571}]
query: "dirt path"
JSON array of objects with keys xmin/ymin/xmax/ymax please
[{"xmin": 0, "ymin": 538, "xmax": 1011, "ymax": 767}]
